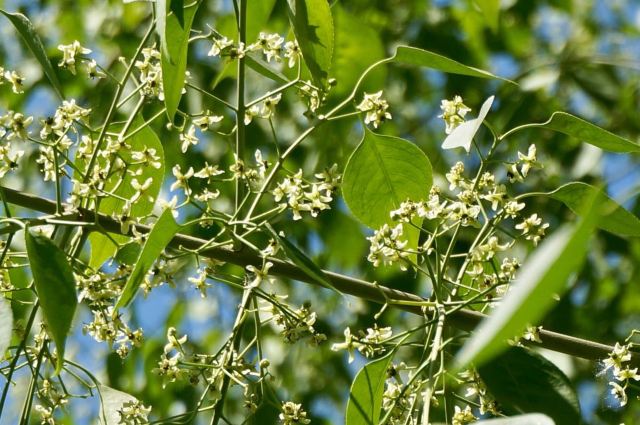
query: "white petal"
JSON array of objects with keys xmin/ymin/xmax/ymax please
[{"xmin": 441, "ymin": 96, "xmax": 495, "ymax": 153}]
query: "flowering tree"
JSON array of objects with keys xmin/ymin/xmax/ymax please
[{"xmin": 1, "ymin": 1, "xmax": 640, "ymax": 424}]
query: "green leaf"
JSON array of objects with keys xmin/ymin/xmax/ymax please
[
  {"xmin": 86, "ymin": 121, "xmax": 165, "ymax": 268},
  {"xmin": 114, "ymin": 242, "xmax": 143, "ymax": 266},
  {"xmin": 475, "ymin": 0, "xmax": 500, "ymax": 32},
  {"xmin": 98, "ymin": 385, "xmax": 141, "ymax": 425},
  {"xmin": 246, "ymin": 54, "xmax": 289, "ymax": 84},
  {"xmin": 548, "ymin": 182, "xmax": 640, "ymax": 238},
  {"xmin": 266, "ymin": 224, "xmax": 337, "ymax": 292},
  {"xmin": 114, "ymin": 208, "xmax": 180, "ymax": 310},
  {"xmin": 330, "ymin": 5, "xmax": 386, "ymax": 100},
  {"xmin": 540, "ymin": 112, "xmax": 640, "ymax": 153},
  {"xmin": 346, "ymin": 350, "xmax": 394, "ymax": 425},
  {"xmin": 25, "ymin": 231, "xmax": 78, "ymax": 374},
  {"xmin": 286, "ymin": 0, "xmax": 334, "ymax": 87},
  {"xmin": 478, "ymin": 347, "xmax": 580, "ymax": 424},
  {"xmin": 454, "ymin": 190, "xmax": 600, "ymax": 369},
  {"xmin": 0, "ymin": 296, "xmax": 12, "ymax": 358},
  {"xmin": 0, "ymin": 10, "xmax": 64, "ymax": 98},
  {"xmin": 342, "ymin": 129, "xmax": 433, "ymax": 257},
  {"xmin": 160, "ymin": 0, "xmax": 200, "ymax": 121},
  {"xmin": 392, "ymin": 46, "xmax": 511, "ymax": 82},
  {"xmin": 475, "ymin": 414, "xmax": 554, "ymax": 425}
]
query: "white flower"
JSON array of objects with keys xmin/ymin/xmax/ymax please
[
  {"xmin": 442, "ymin": 96, "xmax": 494, "ymax": 153},
  {"xmin": 179, "ymin": 125, "xmax": 199, "ymax": 153},
  {"xmin": 58, "ymin": 40, "xmax": 92, "ymax": 74},
  {"xmin": 208, "ymin": 36, "xmax": 234, "ymax": 57},
  {"xmin": 283, "ymin": 40, "xmax": 301, "ymax": 68},
  {"xmin": 356, "ymin": 91, "xmax": 392, "ymax": 128},
  {"xmin": 438, "ymin": 95, "xmax": 471, "ymax": 134}
]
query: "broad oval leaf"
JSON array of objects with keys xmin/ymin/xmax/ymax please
[
  {"xmin": 455, "ymin": 190, "xmax": 600, "ymax": 369},
  {"xmin": 442, "ymin": 96, "xmax": 494, "ymax": 152},
  {"xmin": 549, "ymin": 182, "xmax": 640, "ymax": 238},
  {"xmin": 287, "ymin": 0, "xmax": 333, "ymax": 87},
  {"xmin": 98, "ymin": 385, "xmax": 141, "ymax": 425},
  {"xmin": 343, "ymin": 129, "xmax": 433, "ymax": 229},
  {"xmin": 392, "ymin": 46, "xmax": 511, "ymax": 82},
  {"xmin": 346, "ymin": 350, "xmax": 394, "ymax": 425},
  {"xmin": 475, "ymin": 413, "xmax": 554, "ymax": 425},
  {"xmin": 266, "ymin": 224, "xmax": 337, "ymax": 292},
  {"xmin": 540, "ymin": 112, "xmax": 640, "ymax": 153},
  {"xmin": 161, "ymin": 0, "xmax": 200, "ymax": 121},
  {"xmin": 25, "ymin": 231, "xmax": 78, "ymax": 374},
  {"xmin": 478, "ymin": 347, "xmax": 580, "ymax": 424},
  {"xmin": 86, "ymin": 121, "xmax": 165, "ymax": 268},
  {"xmin": 114, "ymin": 208, "xmax": 181, "ymax": 311},
  {"xmin": 0, "ymin": 10, "xmax": 64, "ymax": 98},
  {"xmin": 0, "ymin": 296, "xmax": 12, "ymax": 358}
]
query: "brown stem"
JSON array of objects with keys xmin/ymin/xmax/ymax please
[{"xmin": 0, "ymin": 185, "xmax": 621, "ymax": 363}]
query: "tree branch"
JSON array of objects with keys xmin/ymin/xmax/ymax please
[{"xmin": 0, "ymin": 185, "xmax": 620, "ymax": 363}]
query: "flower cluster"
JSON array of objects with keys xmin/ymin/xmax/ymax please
[
  {"xmin": 279, "ymin": 401, "xmax": 311, "ymax": 425},
  {"xmin": 272, "ymin": 164, "xmax": 340, "ymax": 220},
  {"xmin": 272, "ymin": 302, "xmax": 326, "ymax": 345},
  {"xmin": 458, "ymin": 369, "xmax": 498, "ymax": 415},
  {"xmin": 331, "ymin": 325, "xmax": 392, "ymax": 363},
  {"xmin": 245, "ymin": 94, "xmax": 282, "ymax": 124},
  {"xmin": 209, "ymin": 33, "xmax": 301, "ymax": 69},
  {"xmin": 134, "ymin": 46, "xmax": 164, "ymax": 99},
  {"xmin": 118, "ymin": 400, "xmax": 152, "ymax": 425},
  {"xmin": 439, "ymin": 95, "xmax": 471, "ymax": 134},
  {"xmin": 153, "ymin": 327, "xmax": 188, "ymax": 387},
  {"xmin": 357, "ymin": 91, "xmax": 392, "ymax": 128},
  {"xmin": 82, "ymin": 307, "xmax": 144, "ymax": 358},
  {"xmin": 57, "ymin": 40, "xmax": 91, "ymax": 74},
  {"xmin": 603, "ymin": 342, "xmax": 639, "ymax": 406}
]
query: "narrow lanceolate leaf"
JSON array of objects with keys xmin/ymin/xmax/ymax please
[
  {"xmin": 160, "ymin": 0, "xmax": 200, "ymax": 121},
  {"xmin": 548, "ymin": 182, "xmax": 640, "ymax": 238},
  {"xmin": 98, "ymin": 385, "xmax": 141, "ymax": 425},
  {"xmin": 0, "ymin": 10, "xmax": 64, "ymax": 98},
  {"xmin": 114, "ymin": 209, "xmax": 180, "ymax": 311},
  {"xmin": 346, "ymin": 351, "xmax": 394, "ymax": 425},
  {"xmin": 343, "ymin": 129, "xmax": 433, "ymax": 257},
  {"xmin": 540, "ymin": 112, "xmax": 640, "ymax": 153},
  {"xmin": 455, "ymin": 190, "xmax": 600, "ymax": 369},
  {"xmin": 287, "ymin": 0, "xmax": 334, "ymax": 87},
  {"xmin": 392, "ymin": 46, "xmax": 512, "ymax": 82},
  {"xmin": 0, "ymin": 296, "xmax": 13, "ymax": 358},
  {"xmin": 475, "ymin": 413, "xmax": 554, "ymax": 424},
  {"xmin": 478, "ymin": 347, "xmax": 580, "ymax": 424},
  {"xmin": 25, "ymin": 231, "xmax": 78, "ymax": 374},
  {"xmin": 266, "ymin": 224, "xmax": 337, "ymax": 293},
  {"xmin": 442, "ymin": 96, "xmax": 494, "ymax": 152}
]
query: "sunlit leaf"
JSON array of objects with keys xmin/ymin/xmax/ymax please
[
  {"xmin": 548, "ymin": 182, "xmax": 640, "ymax": 237},
  {"xmin": 392, "ymin": 46, "xmax": 511, "ymax": 82},
  {"xmin": 343, "ymin": 129, "xmax": 433, "ymax": 258},
  {"xmin": 0, "ymin": 10, "xmax": 64, "ymax": 98},
  {"xmin": 455, "ymin": 190, "xmax": 600, "ymax": 369},
  {"xmin": 114, "ymin": 208, "xmax": 180, "ymax": 310},
  {"xmin": 114, "ymin": 242, "xmax": 142, "ymax": 266},
  {"xmin": 346, "ymin": 350, "xmax": 394, "ymax": 425},
  {"xmin": 442, "ymin": 96, "xmax": 494, "ymax": 152},
  {"xmin": 160, "ymin": 0, "xmax": 200, "ymax": 121},
  {"xmin": 539, "ymin": 112, "xmax": 640, "ymax": 153},
  {"xmin": 99, "ymin": 385, "xmax": 142, "ymax": 425},
  {"xmin": 287, "ymin": 0, "xmax": 333, "ymax": 86},
  {"xmin": 0, "ymin": 296, "xmax": 12, "ymax": 358},
  {"xmin": 25, "ymin": 231, "xmax": 78, "ymax": 374},
  {"xmin": 479, "ymin": 347, "xmax": 580, "ymax": 424}
]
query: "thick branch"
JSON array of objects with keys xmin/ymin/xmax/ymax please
[{"xmin": 0, "ymin": 185, "xmax": 620, "ymax": 362}]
